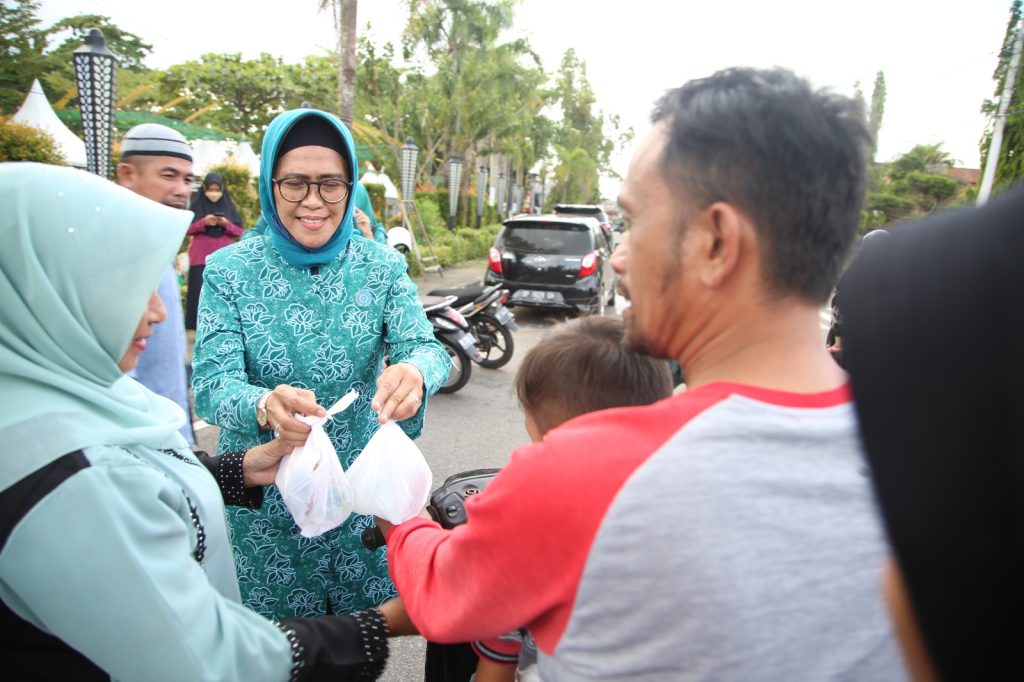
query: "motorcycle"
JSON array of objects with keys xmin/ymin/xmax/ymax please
[
  {"xmin": 421, "ymin": 294, "xmax": 482, "ymax": 394},
  {"xmin": 427, "ymin": 282, "xmax": 518, "ymax": 369},
  {"xmin": 361, "ymin": 468, "xmax": 501, "ymax": 550}
]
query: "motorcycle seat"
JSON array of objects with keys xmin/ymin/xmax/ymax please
[
  {"xmin": 428, "ymin": 283, "xmax": 487, "ymax": 307},
  {"xmin": 419, "ymin": 294, "xmax": 458, "ymax": 312}
]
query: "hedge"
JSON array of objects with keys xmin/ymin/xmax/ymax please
[{"xmin": 0, "ymin": 117, "xmax": 66, "ymax": 165}]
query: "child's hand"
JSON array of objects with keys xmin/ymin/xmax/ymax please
[{"xmin": 378, "ymin": 597, "xmax": 418, "ymax": 636}]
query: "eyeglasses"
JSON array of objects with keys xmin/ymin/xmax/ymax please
[{"xmin": 273, "ymin": 177, "xmax": 352, "ymax": 204}]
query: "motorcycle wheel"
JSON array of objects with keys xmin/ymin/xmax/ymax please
[
  {"xmin": 473, "ymin": 313, "xmax": 515, "ymax": 369},
  {"xmin": 438, "ymin": 335, "xmax": 472, "ymax": 393}
]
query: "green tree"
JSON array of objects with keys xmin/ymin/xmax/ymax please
[
  {"xmin": 404, "ymin": 0, "xmax": 516, "ymax": 152},
  {"xmin": 356, "ymin": 0, "xmax": 551, "ymax": 215},
  {"xmin": 159, "ymin": 53, "xmax": 298, "ymax": 136},
  {"xmin": 43, "ymin": 14, "xmax": 152, "ymax": 69},
  {"xmin": 547, "ymin": 48, "xmax": 611, "ymax": 204},
  {"xmin": 888, "ymin": 143, "xmax": 953, "ymax": 180},
  {"xmin": 37, "ymin": 13, "xmax": 154, "ymax": 113},
  {"xmin": 318, "ymin": 0, "xmax": 358, "ymax": 126},
  {"xmin": 0, "ymin": 0, "xmax": 49, "ymax": 113},
  {"xmin": 902, "ymin": 171, "xmax": 958, "ymax": 210},
  {"xmin": 980, "ymin": 0, "xmax": 1024, "ymax": 191},
  {"xmin": 868, "ymin": 70, "xmax": 886, "ymax": 151}
]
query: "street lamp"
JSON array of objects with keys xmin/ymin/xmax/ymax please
[
  {"xmin": 508, "ymin": 174, "xmax": 517, "ymax": 214},
  {"xmin": 528, "ymin": 172, "xmax": 538, "ymax": 214},
  {"xmin": 400, "ymin": 137, "xmax": 418, "ymax": 201},
  {"xmin": 496, "ymin": 171, "xmax": 506, "ymax": 219},
  {"xmin": 73, "ymin": 28, "xmax": 118, "ymax": 178},
  {"xmin": 447, "ymin": 154, "xmax": 463, "ymax": 230},
  {"xmin": 476, "ymin": 164, "xmax": 488, "ymax": 228}
]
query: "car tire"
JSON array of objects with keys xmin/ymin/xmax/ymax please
[{"xmin": 438, "ymin": 335, "xmax": 472, "ymax": 393}]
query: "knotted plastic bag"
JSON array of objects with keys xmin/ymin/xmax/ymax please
[
  {"xmin": 347, "ymin": 421, "xmax": 432, "ymax": 525},
  {"xmin": 275, "ymin": 391, "xmax": 358, "ymax": 538}
]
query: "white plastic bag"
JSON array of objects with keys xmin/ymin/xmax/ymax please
[
  {"xmin": 275, "ymin": 391, "xmax": 358, "ymax": 538},
  {"xmin": 347, "ymin": 421, "xmax": 432, "ymax": 525}
]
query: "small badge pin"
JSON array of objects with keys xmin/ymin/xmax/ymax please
[{"xmin": 355, "ymin": 288, "xmax": 373, "ymax": 307}]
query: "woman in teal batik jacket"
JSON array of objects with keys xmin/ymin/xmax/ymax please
[{"xmin": 192, "ymin": 108, "xmax": 450, "ymax": 620}]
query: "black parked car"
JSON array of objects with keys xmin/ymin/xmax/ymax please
[
  {"xmin": 553, "ymin": 204, "xmax": 615, "ymax": 241},
  {"xmin": 484, "ymin": 214, "xmax": 615, "ymax": 315}
]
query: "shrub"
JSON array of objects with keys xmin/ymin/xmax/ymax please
[
  {"xmin": 866, "ymin": 192, "xmax": 915, "ymax": 220},
  {"xmin": 363, "ymin": 182, "xmax": 386, "ymax": 219},
  {"xmin": 905, "ymin": 171, "xmax": 958, "ymax": 209},
  {"xmin": 414, "ymin": 193, "xmax": 445, "ymax": 239},
  {"xmin": 0, "ymin": 117, "xmax": 66, "ymax": 165}
]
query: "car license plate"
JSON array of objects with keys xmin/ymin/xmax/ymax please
[{"xmin": 513, "ymin": 290, "xmax": 564, "ymax": 303}]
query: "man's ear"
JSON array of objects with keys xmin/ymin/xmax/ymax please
[
  {"xmin": 694, "ymin": 202, "xmax": 745, "ymax": 289},
  {"xmin": 115, "ymin": 162, "xmax": 135, "ymax": 189}
]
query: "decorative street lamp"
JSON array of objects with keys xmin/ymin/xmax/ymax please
[
  {"xmin": 73, "ymin": 28, "xmax": 118, "ymax": 178},
  {"xmin": 447, "ymin": 154, "xmax": 463, "ymax": 230},
  {"xmin": 528, "ymin": 172, "xmax": 538, "ymax": 214},
  {"xmin": 476, "ymin": 164, "xmax": 488, "ymax": 228},
  {"xmin": 496, "ymin": 171, "xmax": 506, "ymax": 219},
  {"xmin": 507, "ymin": 173, "xmax": 517, "ymax": 215},
  {"xmin": 400, "ymin": 137, "xmax": 418, "ymax": 201}
]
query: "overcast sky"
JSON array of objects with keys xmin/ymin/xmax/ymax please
[{"xmin": 38, "ymin": 0, "xmax": 1013, "ymax": 198}]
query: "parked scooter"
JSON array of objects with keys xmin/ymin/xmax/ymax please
[
  {"xmin": 421, "ymin": 294, "xmax": 481, "ymax": 393},
  {"xmin": 427, "ymin": 282, "xmax": 518, "ymax": 369}
]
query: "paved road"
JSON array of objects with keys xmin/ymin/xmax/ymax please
[
  {"xmin": 193, "ymin": 259, "xmax": 831, "ymax": 680},
  {"xmin": 193, "ymin": 259, "xmax": 568, "ymax": 681}
]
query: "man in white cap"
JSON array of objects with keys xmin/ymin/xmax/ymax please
[{"xmin": 116, "ymin": 123, "xmax": 195, "ymax": 445}]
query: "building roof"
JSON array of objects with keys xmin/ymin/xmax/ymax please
[{"xmin": 946, "ymin": 167, "xmax": 980, "ymax": 185}]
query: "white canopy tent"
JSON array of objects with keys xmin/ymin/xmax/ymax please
[
  {"xmin": 360, "ymin": 166, "xmax": 399, "ymax": 200},
  {"xmin": 190, "ymin": 139, "xmax": 261, "ymax": 178},
  {"xmin": 13, "ymin": 79, "xmax": 87, "ymax": 168}
]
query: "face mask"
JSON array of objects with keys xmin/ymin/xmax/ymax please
[{"xmin": 205, "ymin": 190, "xmax": 223, "ymax": 202}]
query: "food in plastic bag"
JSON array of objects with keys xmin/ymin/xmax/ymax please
[
  {"xmin": 347, "ymin": 421, "xmax": 433, "ymax": 525},
  {"xmin": 275, "ymin": 391, "xmax": 358, "ymax": 537}
]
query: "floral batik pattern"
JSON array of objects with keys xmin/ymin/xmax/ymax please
[{"xmin": 193, "ymin": 235, "xmax": 450, "ymax": 619}]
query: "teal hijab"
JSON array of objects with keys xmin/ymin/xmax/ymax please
[
  {"xmin": 259, "ymin": 109, "xmax": 359, "ymax": 267},
  {"xmin": 0, "ymin": 163, "xmax": 191, "ymax": 489}
]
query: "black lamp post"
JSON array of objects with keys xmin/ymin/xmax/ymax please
[
  {"xmin": 73, "ymin": 28, "xmax": 118, "ymax": 178},
  {"xmin": 476, "ymin": 164, "xmax": 488, "ymax": 228},
  {"xmin": 400, "ymin": 137, "xmax": 418, "ymax": 201},
  {"xmin": 447, "ymin": 154, "xmax": 463, "ymax": 230},
  {"xmin": 496, "ymin": 171, "xmax": 506, "ymax": 219}
]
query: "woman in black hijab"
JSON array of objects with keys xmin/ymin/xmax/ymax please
[
  {"xmin": 843, "ymin": 189, "xmax": 1024, "ymax": 681},
  {"xmin": 185, "ymin": 172, "xmax": 244, "ymax": 329}
]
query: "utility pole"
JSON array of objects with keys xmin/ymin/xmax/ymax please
[{"xmin": 978, "ymin": 18, "xmax": 1024, "ymax": 205}]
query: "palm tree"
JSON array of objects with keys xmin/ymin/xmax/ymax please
[{"xmin": 318, "ymin": 0, "xmax": 358, "ymax": 127}]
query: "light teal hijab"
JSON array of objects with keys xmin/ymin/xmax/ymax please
[
  {"xmin": 258, "ymin": 109, "xmax": 358, "ymax": 267},
  {"xmin": 0, "ymin": 163, "xmax": 192, "ymax": 489}
]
